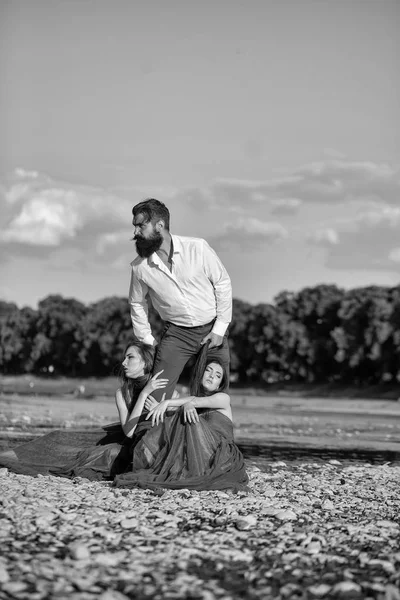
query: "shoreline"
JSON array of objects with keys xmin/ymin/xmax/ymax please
[
  {"xmin": 1, "ymin": 374, "xmax": 400, "ymax": 402},
  {"xmin": 2, "ymin": 428, "xmax": 400, "ymax": 466}
]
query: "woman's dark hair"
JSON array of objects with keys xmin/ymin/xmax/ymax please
[
  {"xmin": 189, "ymin": 342, "xmax": 228, "ymax": 397},
  {"xmin": 119, "ymin": 340, "xmax": 155, "ymax": 410},
  {"xmin": 132, "ymin": 198, "xmax": 170, "ymax": 230}
]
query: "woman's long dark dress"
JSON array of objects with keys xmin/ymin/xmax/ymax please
[
  {"xmin": 0, "ymin": 409, "xmax": 248, "ymax": 491},
  {"xmin": 115, "ymin": 408, "xmax": 248, "ymax": 491},
  {"xmin": 0, "ymin": 423, "xmax": 126, "ymax": 479}
]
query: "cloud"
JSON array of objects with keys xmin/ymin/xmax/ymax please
[
  {"xmin": 1, "ymin": 194, "xmax": 82, "ymax": 246},
  {"xmin": 0, "ymin": 169, "xmax": 132, "ymax": 237},
  {"xmin": 323, "ymin": 148, "xmax": 347, "ymax": 159},
  {"xmin": 13, "ymin": 168, "xmax": 40, "ymax": 180},
  {"xmin": 209, "ymin": 217, "xmax": 288, "ymax": 252},
  {"xmin": 286, "ymin": 160, "xmax": 399, "ymax": 205},
  {"xmin": 122, "ymin": 159, "xmax": 398, "ymax": 224},
  {"xmin": 308, "ymin": 228, "xmax": 339, "ymax": 247},
  {"xmin": 2, "ymin": 159, "xmax": 399, "ymax": 274},
  {"xmin": 321, "ymin": 204, "xmax": 400, "ymax": 272},
  {"xmin": 270, "ymin": 198, "xmax": 302, "ymax": 215},
  {"xmin": 389, "ymin": 248, "xmax": 400, "ymax": 263},
  {"xmin": 356, "ymin": 205, "xmax": 400, "ymax": 227},
  {"xmin": 200, "ymin": 160, "xmax": 399, "ymax": 212},
  {"xmin": 0, "ymin": 169, "xmax": 136, "ymax": 268}
]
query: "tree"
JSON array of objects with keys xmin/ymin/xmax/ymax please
[
  {"xmin": 0, "ymin": 300, "xmax": 18, "ymax": 319},
  {"xmin": 332, "ymin": 286, "xmax": 395, "ymax": 384},
  {"xmin": 228, "ymin": 299, "xmax": 254, "ymax": 382},
  {"xmin": 79, "ymin": 297, "xmax": 133, "ymax": 376},
  {"xmin": 275, "ymin": 285, "xmax": 345, "ymax": 382},
  {"xmin": 0, "ymin": 307, "xmax": 38, "ymax": 374},
  {"xmin": 30, "ymin": 295, "xmax": 87, "ymax": 375}
]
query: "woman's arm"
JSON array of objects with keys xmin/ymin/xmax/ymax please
[
  {"xmin": 147, "ymin": 392, "xmax": 231, "ymax": 426},
  {"xmin": 122, "ymin": 389, "xmax": 148, "ymax": 437},
  {"xmin": 118, "ymin": 370, "xmax": 169, "ymax": 437},
  {"xmin": 115, "ymin": 388, "xmax": 144, "ymax": 437},
  {"xmin": 115, "ymin": 389, "xmax": 128, "ymax": 427},
  {"xmin": 165, "ymin": 392, "xmax": 230, "ymax": 410}
]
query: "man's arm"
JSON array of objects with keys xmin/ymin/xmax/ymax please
[
  {"xmin": 128, "ymin": 269, "xmax": 156, "ymax": 345},
  {"xmin": 202, "ymin": 240, "xmax": 232, "ymax": 341}
]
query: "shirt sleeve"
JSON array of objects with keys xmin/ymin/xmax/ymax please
[
  {"xmin": 128, "ymin": 268, "xmax": 155, "ymax": 345},
  {"xmin": 202, "ymin": 240, "xmax": 232, "ymax": 336}
]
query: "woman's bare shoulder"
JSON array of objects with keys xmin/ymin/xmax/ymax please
[{"xmin": 213, "ymin": 392, "xmax": 231, "ymax": 403}]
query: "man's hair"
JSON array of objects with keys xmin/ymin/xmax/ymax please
[{"xmin": 132, "ymin": 198, "xmax": 170, "ymax": 231}]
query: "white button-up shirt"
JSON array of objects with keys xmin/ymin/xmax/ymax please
[{"xmin": 129, "ymin": 235, "xmax": 232, "ymax": 345}]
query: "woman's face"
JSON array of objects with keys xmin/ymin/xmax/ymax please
[
  {"xmin": 122, "ymin": 346, "xmax": 146, "ymax": 379},
  {"xmin": 201, "ymin": 362, "xmax": 224, "ymax": 393}
]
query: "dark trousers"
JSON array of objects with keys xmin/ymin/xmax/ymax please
[{"xmin": 151, "ymin": 321, "xmax": 230, "ymax": 401}]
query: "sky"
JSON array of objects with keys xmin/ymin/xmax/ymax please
[{"xmin": 0, "ymin": 0, "xmax": 399, "ymax": 309}]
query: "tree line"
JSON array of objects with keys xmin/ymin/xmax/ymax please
[{"xmin": 1, "ymin": 284, "xmax": 400, "ymax": 385}]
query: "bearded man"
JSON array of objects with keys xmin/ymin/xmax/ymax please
[{"xmin": 129, "ymin": 198, "xmax": 232, "ymax": 401}]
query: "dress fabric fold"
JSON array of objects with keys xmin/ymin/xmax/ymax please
[{"xmin": 0, "ymin": 409, "xmax": 248, "ymax": 491}]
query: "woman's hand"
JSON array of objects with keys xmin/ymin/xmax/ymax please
[
  {"xmin": 183, "ymin": 400, "xmax": 199, "ymax": 424},
  {"xmin": 144, "ymin": 394, "xmax": 158, "ymax": 411},
  {"xmin": 147, "ymin": 393, "xmax": 169, "ymax": 426},
  {"xmin": 142, "ymin": 370, "xmax": 169, "ymax": 397}
]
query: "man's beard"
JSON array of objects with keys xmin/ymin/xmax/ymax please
[{"xmin": 135, "ymin": 232, "xmax": 163, "ymax": 258}]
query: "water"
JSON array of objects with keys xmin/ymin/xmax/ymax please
[
  {"xmin": 1, "ymin": 433, "xmax": 399, "ymax": 469},
  {"xmin": 239, "ymin": 442, "xmax": 400, "ymax": 468}
]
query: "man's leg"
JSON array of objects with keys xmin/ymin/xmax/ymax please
[
  {"xmin": 151, "ymin": 323, "xmax": 200, "ymax": 401},
  {"xmin": 151, "ymin": 322, "xmax": 231, "ymax": 401}
]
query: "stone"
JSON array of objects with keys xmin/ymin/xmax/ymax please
[
  {"xmin": 69, "ymin": 542, "xmax": 91, "ymax": 560},
  {"xmin": 376, "ymin": 520, "xmax": 399, "ymax": 529},
  {"xmin": 120, "ymin": 518, "xmax": 139, "ymax": 530},
  {"xmin": 333, "ymin": 581, "xmax": 362, "ymax": 598},
  {"xmin": 275, "ymin": 509, "xmax": 297, "ymax": 521},
  {"xmin": 2, "ymin": 582, "xmax": 28, "ymax": 594},
  {"xmin": 235, "ymin": 515, "xmax": 257, "ymax": 530},
  {"xmin": 308, "ymin": 583, "xmax": 332, "ymax": 597},
  {"xmin": 306, "ymin": 541, "xmax": 322, "ymax": 554},
  {"xmin": 0, "ymin": 565, "xmax": 10, "ymax": 584}
]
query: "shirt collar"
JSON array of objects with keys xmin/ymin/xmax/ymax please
[
  {"xmin": 147, "ymin": 234, "xmax": 181, "ymax": 265},
  {"xmin": 171, "ymin": 234, "xmax": 182, "ymax": 254}
]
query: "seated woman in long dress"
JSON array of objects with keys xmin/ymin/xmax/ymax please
[
  {"xmin": 49, "ymin": 341, "xmax": 168, "ymax": 479},
  {"xmin": 0, "ymin": 341, "xmax": 166, "ymax": 479},
  {"xmin": 113, "ymin": 345, "xmax": 249, "ymax": 492}
]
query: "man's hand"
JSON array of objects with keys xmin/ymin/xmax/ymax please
[{"xmin": 200, "ymin": 332, "xmax": 223, "ymax": 349}]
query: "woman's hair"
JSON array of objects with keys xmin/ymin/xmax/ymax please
[
  {"xmin": 189, "ymin": 342, "xmax": 228, "ymax": 397},
  {"xmin": 119, "ymin": 340, "xmax": 155, "ymax": 410}
]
